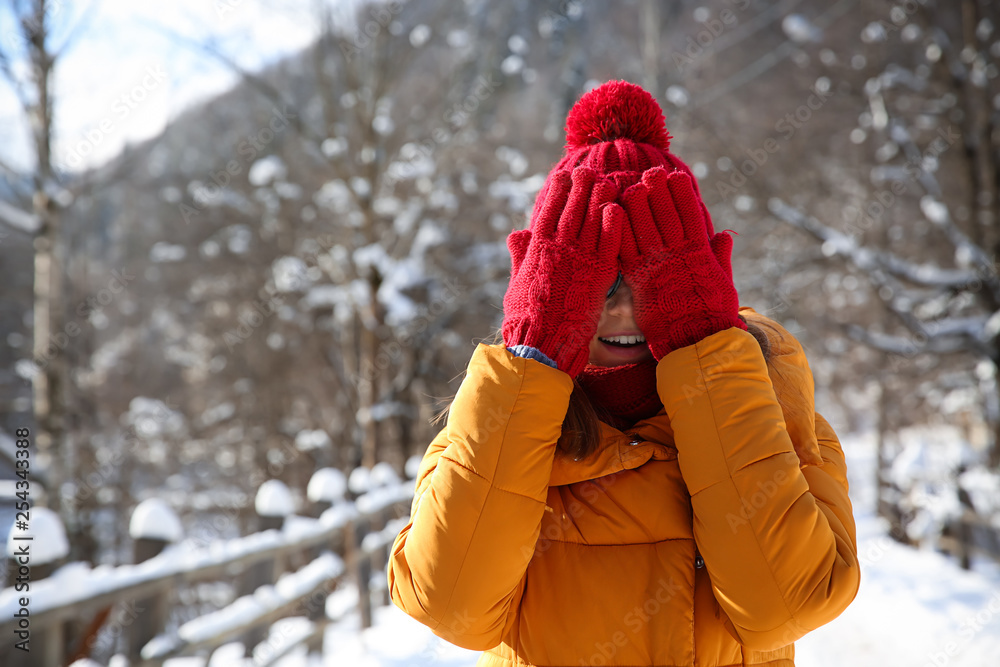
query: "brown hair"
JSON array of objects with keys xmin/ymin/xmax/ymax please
[{"xmin": 555, "ymin": 315, "xmax": 772, "ymax": 461}]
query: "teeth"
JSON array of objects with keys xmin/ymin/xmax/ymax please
[{"xmin": 600, "ymin": 335, "xmax": 646, "ymax": 345}]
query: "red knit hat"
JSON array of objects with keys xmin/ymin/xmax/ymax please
[{"xmin": 531, "ymin": 80, "xmax": 714, "ymax": 235}]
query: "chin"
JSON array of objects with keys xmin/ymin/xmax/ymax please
[{"xmin": 588, "ymin": 346, "xmax": 653, "ymax": 367}]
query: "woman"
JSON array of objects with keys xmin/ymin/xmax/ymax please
[{"xmin": 388, "ymin": 80, "xmax": 859, "ymax": 666}]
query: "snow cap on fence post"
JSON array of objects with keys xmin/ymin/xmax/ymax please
[
  {"xmin": 127, "ymin": 499, "xmax": 181, "ymax": 662},
  {"xmin": 348, "ymin": 466, "xmax": 371, "ymax": 499},
  {"xmin": 130, "ymin": 498, "xmax": 183, "ymax": 543},
  {"xmin": 307, "ymin": 467, "xmax": 346, "ymax": 516},
  {"xmin": 6, "ymin": 507, "xmax": 69, "ymax": 580},
  {"xmin": 130, "ymin": 498, "xmax": 182, "ymax": 567},
  {"xmin": 404, "ymin": 455, "xmax": 422, "ymax": 480},
  {"xmin": 370, "ymin": 461, "xmax": 401, "ymax": 488},
  {"xmin": 308, "ymin": 467, "xmax": 347, "ymax": 502},
  {"xmin": 256, "ymin": 479, "xmax": 294, "ymax": 531}
]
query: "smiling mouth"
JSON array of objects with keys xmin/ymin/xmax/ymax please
[{"xmin": 598, "ymin": 334, "xmax": 647, "ymax": 347}]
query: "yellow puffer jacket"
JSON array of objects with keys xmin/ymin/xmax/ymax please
[{"xmin": 388, "ymin": 308, "xmax": 860, "ymax": 666}]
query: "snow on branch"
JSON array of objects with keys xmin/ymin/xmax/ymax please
[
  {"xmin": 0, "ymin": 199, "xmax": 40, "ymax": 234},
  {"xmin": 923, "ymin": 316, "xmax": 990, "ymax": 340},
  {"xmin": 770, "ymin": 197, "xmax": 998, "ymax": 357},
  {"xmin": 768, "ymin": 198, "xmax": 984, "ymax": 290},
  {"xmin": 888, "ymin": 120, "xmax": 1000, "ymax": 300},
  {"xmin": 846, "ymin": 324, "xmax": 977, "ymax": 357}
]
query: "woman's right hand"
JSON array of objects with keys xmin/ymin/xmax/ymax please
[
  {"xmin": 502, "ymin": 166, "xmax": 625, "ymax": 378},
  {"xmin": 619, "ymin": 166, "xmax": 745, "ymax": 360}
]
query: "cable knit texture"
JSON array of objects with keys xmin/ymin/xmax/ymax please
[
  {"xmin": 501, "ymin": 166, "xmax": 624, "ymax": 378},
  {"xmin": 621, "ymin": 166, "xmax": 747, "ymax": 359}
]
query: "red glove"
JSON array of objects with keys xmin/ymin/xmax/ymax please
[
  {"xmin": 620, "ymin": 166, "xmax": 746, "ymax": 359},
  {"xmin": 502, "ymin": 166, "xmax": 625, "ymax": 378}
]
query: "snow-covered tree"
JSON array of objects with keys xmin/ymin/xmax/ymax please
[{"xmin": 763, "ymin": 0, "xmax": 1000, "ymax": 553}]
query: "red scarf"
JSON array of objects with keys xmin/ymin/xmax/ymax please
[{"xmin": 576, "ymin": 357, "xmax": 662, "ymax": 429}]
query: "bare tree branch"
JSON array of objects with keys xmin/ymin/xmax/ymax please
[
  {"xmin": 888, "ymin": 119, "xmax": 999, "ymax": 290},
  {"xmin": 0, "ymin": 198, "xmax": 40, "ymax": 234},
  {"xmin": 694, "ymin": 0, "xmax": 859, "ymax": 108},
  {"xmin": 768, "ymin": 197, "xmax": 990, "ymax": 291},
  {"xmin": 846, "ymin": 323, "xmax": 977, "ymax": 356},
  {"xmin": 137, "ymin": 20, "xmax": 316, "ymax": 142},
  {"xmin": 0, "ymin": 33, "xmax": 32, "ymax": 114},
  {"xmin": 51, "ymin": 0, "xmax": 102, "ymax": 58},
  {"xmin": 771, "ymin": 197, "xmax": 998, "ymax": 359}
]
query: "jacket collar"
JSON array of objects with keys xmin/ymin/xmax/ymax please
[{"xmin": 549, "ymin": 418, "xmax": 675, "ymax": 486}]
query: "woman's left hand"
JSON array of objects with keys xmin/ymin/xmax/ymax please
[{"xmin": 619, "ymin": 166, "xmax": 746, "ymax": 359}]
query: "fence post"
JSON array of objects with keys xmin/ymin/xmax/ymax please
[
  {"xmin": 369, "ymin": 463, "xmax": 400, "ymax": 608},
  {"xmin": 347, "ymin": 467, "xmax": 373, "ymax": 628},
  {"xmin": 360, "ymin": 503, "xmax": 392, "ymax": 608},
  {"xmin": 307, "ymin": 467, "xmax": 347, "ymax": 517},
  {"xmin": 302, "ymin": 468, "xmax": 348, "ymax": 658},
  {"xmin": 307, "ymin": 467, "xmax": 346, "ymax": 566},
  {"xmin": 127, "ymin": 498, "xmax": 183, "ymax": 663},
  {"xmin": 352, "ymin": 511, "xmax": 372, "ymax": 629},
  {"xmin": 1, "ymin": 507, "xmax": 69, "ymax": 667},
  {"xmin": 241, "ymin": 480, "xmax": 292, "ymax": 657}
]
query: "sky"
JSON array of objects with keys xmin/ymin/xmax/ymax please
[{"xmin": 0, "ymin": 0, "xmax": 360, "ymax": 174}]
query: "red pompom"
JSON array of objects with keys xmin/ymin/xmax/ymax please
[{"xmin": 564, "ymin": 80, "xmax": 671, "ymax": 150}]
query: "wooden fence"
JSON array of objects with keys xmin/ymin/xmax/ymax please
[{"xmin": 0, "ymin": 477, "xmax": 414, "ymax": 667}]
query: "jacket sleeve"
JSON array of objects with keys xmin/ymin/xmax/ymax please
[
  {"xmin": 386, "ymin": 344, "xmax": 573, "ymax": 649},
  {"xmin": 657, "ymin": 327, "xmax": 860, "ymax": 651}
]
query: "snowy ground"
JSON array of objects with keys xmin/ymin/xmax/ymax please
[
  {"xmin": 794, "ymin": 432, "xmax": 1000, "ymax": 667},
  {"xmin": 149, "ymin": 433, "xmax": 1000, "ymax": 667}
]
